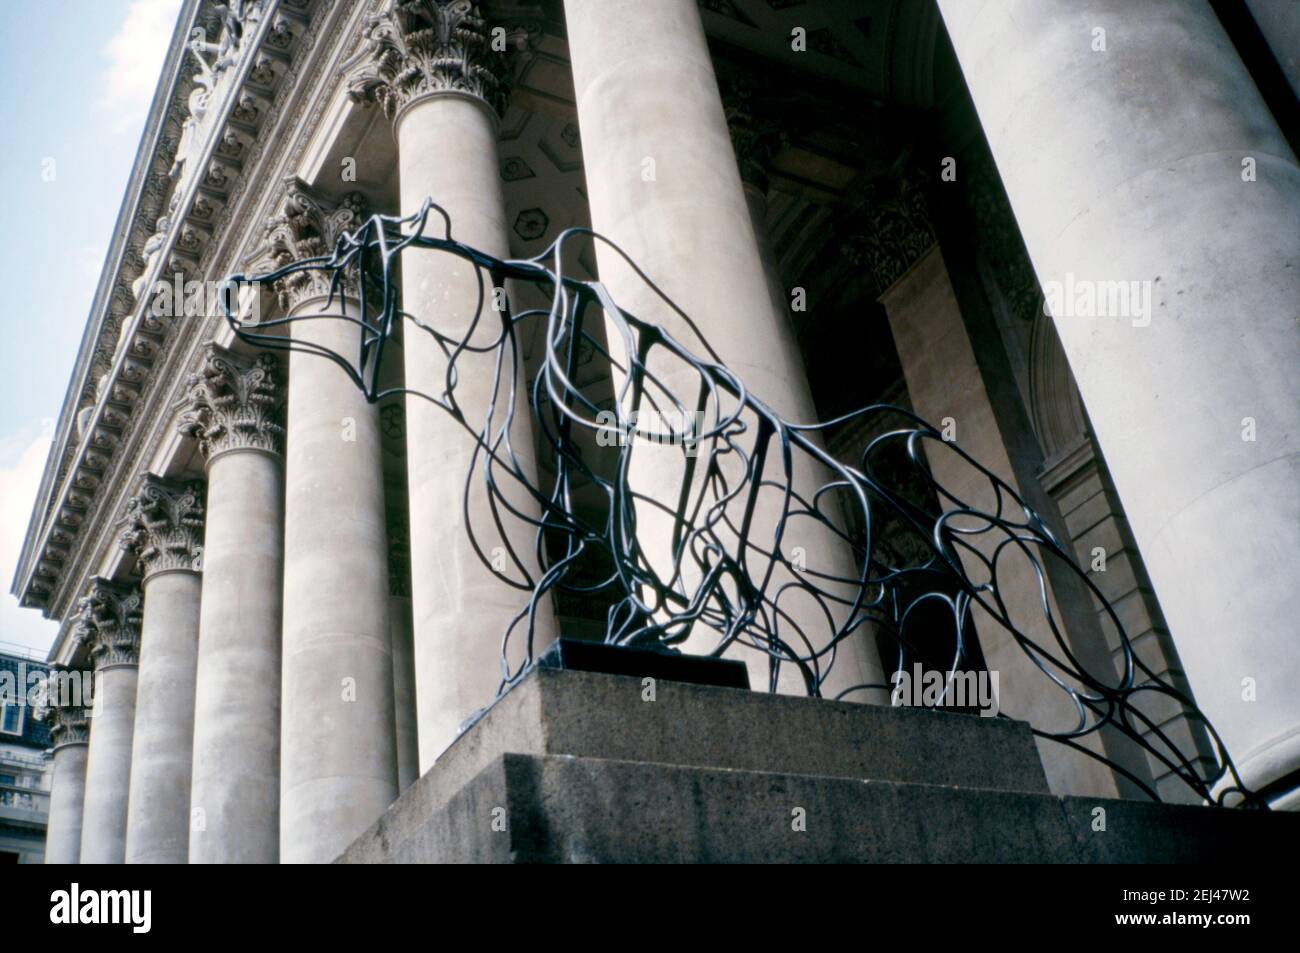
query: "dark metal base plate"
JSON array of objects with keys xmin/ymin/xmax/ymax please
[{"xmin": 536, "ymin": 638, "xmax": 750, "ymax": 690}]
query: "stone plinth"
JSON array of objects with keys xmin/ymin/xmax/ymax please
[{"xmin": 340, "ymin": 666, "xmax": 1298, "ymax": 863}]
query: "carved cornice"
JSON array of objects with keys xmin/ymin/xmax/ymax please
[
  {"xmin": 12, "ymin": 1, "xmax": 316, "ymax": 621},
  {"xmin": 78, "ymin": 578, "xmax": 143, "ymax": 670},
  {"xmin": 261, "ymin": 177, "xmax": 370, "ymax": 310},
  {"xmin": 344, "ymin": 0, "xmax": 530, "ymax": 121},
  {"xmin": 119, "ymin": 475, "xmax": 206, "ymax": 579},
  {"xmin": 178, "ymin": 343, "xmax": 284, "ymax": 459},
  {"xmin": 28, "ymin": 2, "xmax": 389, "ymax": 657}
]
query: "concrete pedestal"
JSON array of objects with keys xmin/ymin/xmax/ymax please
[{"xmin": 341, "ymin": 667, "xmax": 1300, "ymax": 863}]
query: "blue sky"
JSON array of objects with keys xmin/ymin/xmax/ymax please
[{"xmin": 0, "ymin": 0, "xmax": 182, "ymax": 657}]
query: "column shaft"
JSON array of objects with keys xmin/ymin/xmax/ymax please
[
  {"xmin": 125, "ymin": 569, "xmax": 201, "ymax": 862},
  {"xmin": 564, "ymin": 0, "xmax": 885, "ymax": 696},
  {"xmin": 80, "ymin": 665, "xmax": 138, "ymax": 863},
  {"xmin": 180, "ymin": 346, "xmax": 285, "ymax": 864},
  {"xmin": 937, "ymin": 0, "xmax": 1300, "ymax": 797},
  {"xmin": 397, "ymin": 93, "xmax": 557, "ymax": 768},
  {"xmin": 45, "ymin": 741, "xmax": 88, "ymax": 864},
  {"xmin": 281, "ymin": 294, "xmax": 396, "ymax": 862}
]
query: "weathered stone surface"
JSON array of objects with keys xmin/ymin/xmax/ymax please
[
  {"xmin": 367, "ymin": 752, "xmax": 1296, "ymax": 863},
  {"xmin": 340, "ymin": 665, "xmax": 1298, "ymax": 863},
  {"xmin": 339, "ymin": 665, "xmax": 1050, "ymax": 862}
]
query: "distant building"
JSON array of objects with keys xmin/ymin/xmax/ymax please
[{"xmin": 0, "ymin": 650, "xmax": 51, "ymax": 864}]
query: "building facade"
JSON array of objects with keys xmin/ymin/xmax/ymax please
[
  {"xmin": 0, "ymin": 650, "xmax": 52, "ymax": 864},
  {"xmin": 10, "ymin": 0, "xmax": 1299, "ymax": 863}
]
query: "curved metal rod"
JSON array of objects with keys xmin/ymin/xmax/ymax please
[{"xmin": 221, "ymin": 197, "xmax": 1260, "ymax": 808}]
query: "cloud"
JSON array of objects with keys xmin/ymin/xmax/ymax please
[
  {"xmin": 102, "ymin": 0, "xmax": 183, "ymax": 134},
  {"xmin": 0, "ymin": 432, "xmax": 58, "ymax": 657}
]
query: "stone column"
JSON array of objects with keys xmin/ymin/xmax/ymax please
[
  {"xmin": 563, "ymin": 0, "xmax": 886, "ymax": 697},
  {"xmin": 119, "ymin": 476, "xmax": 205, "ymax": 863},
  {"xmin": 43, "ymin": 695, "xmax": 90, "ymax": 864},
  {"xmin": 264, "ymin": 182, "xmax": 397, "ymax": 862},
  {"xmin": 347, "ymin": 0, "xmax": 558, "ymax": 769},
  {"xmin": 77, "ymin": 578, "xmax": 142, "ymax": 864},
  {"xmin": 937, "ymin": 0, "xmax": 1300, "ymax": 799},
  {"xmin": 178, "ymin": 343, "xmax": 285, "ymax": 863}
]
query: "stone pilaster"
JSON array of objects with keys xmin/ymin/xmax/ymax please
[
  {"xmin": 720, "ymin": 78, "xmax": 784, "ymax": 195},
  {"xmin": 120, "ymin": 475, "xmax": 205, "ymax": 863},
  {"xmin": 346, "ymin": 0, "xmax": 558, "ymax": 770},
  {"xmin": 179, "ymin": 342, "xmax": 286, "ymax": 863},
  {"xmin": 78, "ymin": 578, "xmax": 142, "ymax": 864}
]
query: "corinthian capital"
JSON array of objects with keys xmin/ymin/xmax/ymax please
[
  {"xmin": 78, "ymin": 578, "xmax": 143, "ymax": 670},
  {"xmin": 120, "ymin": 475, "xmax": 206, "ymax": 579},
  {"xmin": 261, "ymin": 178, "xmax": 370, "ymax": 311},
  {"xmin": 42, "ymin": 688, "xmax": 91, "ymax": 749},
  {"xmin": 344, "ymin": 0, "xmax": 531, "ymax": 121},
  {"xmin": 177, "ymin": 342, "xmax": 284, "ymax": 459},
  {"xmin": 719, "ymin": 78, "xmax": 785, "ymax": 193}
]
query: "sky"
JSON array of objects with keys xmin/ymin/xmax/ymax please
[{"xmin": 0, "ymin": 0, "xmax": 183, "ymax": 657}]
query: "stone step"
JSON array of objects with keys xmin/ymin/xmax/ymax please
[
  {"xmin": 344, "ymin": 751, "xmax": 1297, "ymax": 863},
  {"xmin": 338, "ymin": 665, "xmax": 1295, "ymax": 863}
]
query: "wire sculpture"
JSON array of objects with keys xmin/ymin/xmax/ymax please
[{"xmin": 221, "ymin": 197, "xmax": 1260, "ymax": 808}]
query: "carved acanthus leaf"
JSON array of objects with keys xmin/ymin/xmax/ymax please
[
  {"xmin": 260, "ymin": 178, "xmax": 370, "ymax": 310},
  {"xmin": 120, "ymin": 475, "xmax": 206, "ymax": 578},
  {"xmin": 177, "ymin": 343, "xmax": 284, "ymax": 458},
  {"xmin": 344, "ymin": 0, "xmax": 530, "ymax": 120},
  {"xmin": 78, "ymin": 578, "xmax": 143, "ymax": 670}
]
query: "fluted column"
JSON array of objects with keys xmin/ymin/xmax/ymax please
[
  {"xmin": 264, "ymin": 182, "xmax": 397, "ymax": 862},
  {"xmin": 937, "ymin": 0, "xmax": 1300, "ymax": 800},
  {"xmin": 348, "ymin": 0, "xmax": 558, "ymax": 769},
  {"xmin": 563, "ymin": 0, "xmax": 886, "ymax": 697},
  {"xmin": 178, "ymin": 343, "xmax": 284, "ymax": 863},
  {"xmin": 119, "ymin": 476, "xmax": 204, "ymax": 863},
  {"xmin": 77, "ymin": 578, "xmax": 142, "ymax": 864},
  {"xmin": 43, "ymin": 692, "xmax": 90, "ymax": 864}
]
